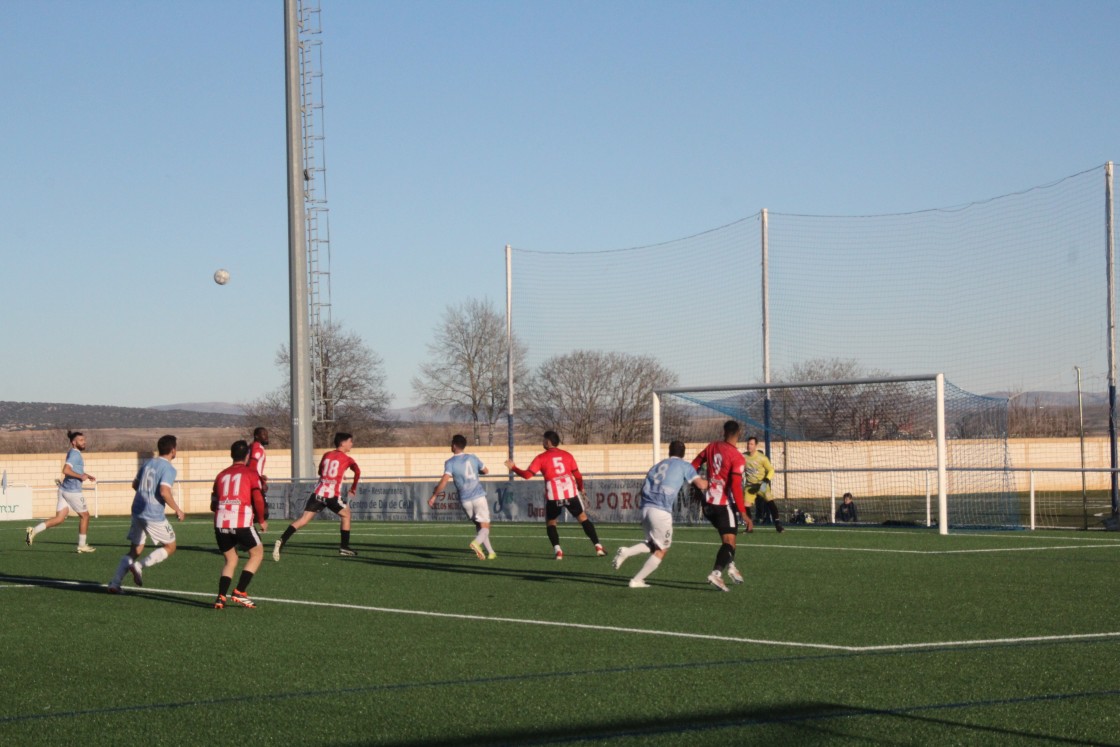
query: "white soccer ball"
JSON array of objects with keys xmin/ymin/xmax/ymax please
[{"xmin": 213, "ymin": 269, "xmax": 230, "ymax": 286}]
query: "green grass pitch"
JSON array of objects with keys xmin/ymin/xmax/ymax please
[{"xmin": 3, "ymin": 518, "xmax": 1119, "ymax": 745}]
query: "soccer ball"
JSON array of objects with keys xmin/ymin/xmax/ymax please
[{"xmin": 213, "ymin": 269, "xmax": 230, "ymax": 286}]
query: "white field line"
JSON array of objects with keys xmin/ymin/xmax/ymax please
[{"xmin": 4, "ymin": 574, "xmax": 1119, "ymax": 655}]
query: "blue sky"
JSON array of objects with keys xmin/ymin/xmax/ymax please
[{"xmin": 4, "ymin": 1, "xmax": 1119, "ymax": 409}]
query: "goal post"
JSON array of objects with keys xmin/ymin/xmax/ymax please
[{"xmin": 655, "ymin": 374, "xmax": 1012, "ymax": 533}]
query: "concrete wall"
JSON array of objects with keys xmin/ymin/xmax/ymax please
[{"xmin": 1, "ymin": 437, "xmax": 1107, "ymax": 518}]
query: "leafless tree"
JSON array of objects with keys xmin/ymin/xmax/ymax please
[
  {"xmin": 412, "ymin": 298, "xmax": 528, "ymax": 445},
  {"xmin": 242, "ymin": 320, "xmax": 393, "ymax": 448},
  {"xmin": 519, "ymin": 350, "xmax": 679, "ymax": 444}
]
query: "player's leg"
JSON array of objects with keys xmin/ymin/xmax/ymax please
[
  {"xmin": 703, "ymin": 505, "xmax": 735, "ymax": 591},
  {"xmin": 545, "ymin": 501, "xmax": 563, "ymax": 558},
  {"xmin": 109, "ymin": 519, "xmax": 146, "ymax": 591},
  {"xmin": 132, "ymin": 522, "xmax": 178, "ymax": 587},
  {"xmin": 629, "ymin": 509, "xmax": 671, "ymax": 587},
  {"xmin": 29, "ymin": 497, "xmax": 71, "ymax": 544},
  {"xmin": 571, "ymin": 498, "xmax": 605, "ymax": 556},
  {"xmin": 276, "ymin": 500, "xmax": 321, "ymax": 558},
  {"xmin": 336, "ymin": 503, "xmax": 356, "ymax": 555},
  {"xmin": 467, "ymin": 498, "xmax": 493, "ymax": 559},
  {"xmin": 614, "ymin": 506, "xmax": 656, "ymax": 570},
  {"xmin": 766, "ymin": 498, "xmax": 784, "ymax": 532},
  {"xmin": 231, "ymin": 529, "xmax": 263, "ymax": 607},
  {"xmin": 217, "ymin": 530, "xmax": 239, "ymax": 609}
]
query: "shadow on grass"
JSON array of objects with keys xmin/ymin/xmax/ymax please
[
  {"xmin": 330, "ymin": 699, "xmax": 1114, "ymax": 747},
  {"xmin": 0, "ymin": 573, "xmax": 209, "ymax": 608},
  {"xmin": 270, "ymin": 540, "xmax": 722, "ymax": 592}
]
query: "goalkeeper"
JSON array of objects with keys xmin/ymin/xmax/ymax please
[{"xmin": 743, "ymin": 436, "xmax": 783, "ymax": 533}]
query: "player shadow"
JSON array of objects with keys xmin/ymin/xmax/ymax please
[
  {"xmin": 345, "ymin": 552, "xmax": 624, "ymax": 587},
  {"xmin": 331, "ymin": 701, "xmax": 856, "ymax": 746},
  {"xmin": 329, "ymin": 698, "xmax": 1104, "ymax": 746},
  {"xmin": 0, "ymin": 572, "xmax": 207, "ymax": 607}
]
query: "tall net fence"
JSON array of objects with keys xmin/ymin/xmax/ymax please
[
  {"xmin": 661, "ymin": 378, "xmax": 1016, "ymax": 529},
  {"xmin": 510, "ymin": 165, "xmax": 1113, "ymax": 477}
]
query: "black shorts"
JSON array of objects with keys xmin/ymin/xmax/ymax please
[
  {"xmin": 215, "ymin": 526, "xmax": 262, "ymax": 553},
  {"xmin": 545, "ymin": 496, "xmax": 586, "ymax": 521},
  {"xmin": 703, "ymin": 502, "xmax": 738, "ymax": 535},
  {"xmin": 303, "ymin": 495, "xmax": 346, "ymax": 514}
]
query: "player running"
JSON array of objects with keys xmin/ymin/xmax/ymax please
[
  {"xmin": 428, "ymin": 434, "xmax": 496, "ymax": 560},
  {"xmin": 692, "ymin": 420, "xmax": 748, "ymax": 591},
  {"xmin": 612, "ymin": 440, "xmax": 708, "ymax": 588},
  {"xmin": 26, "ymin": 430, "xmax": 97, "ymax": 552},
  {"xmin": 505, "ymin": 430, "xmax": 606, "ymax": 560},
  {"xmin": 248, "ymin": 427, "xmax": 270, "ymax": 500},
  {"xmin": 211, "ymin": 440, "xmax": 268, "ymax": 609},
  {"xmin": 273, "ymin": 432, "xmax": 361, "ymax": 559},
  {"xmin": 108, "ymin": 435, "xmax": 186, "ymax": 593}
]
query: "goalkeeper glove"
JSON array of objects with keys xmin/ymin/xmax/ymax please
[{"xmin": 758, "ymin": 478, "xmax": 771, "ymax": 497}]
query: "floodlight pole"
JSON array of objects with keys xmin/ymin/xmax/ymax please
[
  {"xmin": 285, "ymin": 0, "xmax": 315, "ymax": 483},
  {"xmin": 761, "ymin": 208, "xmax": 772, "ymax": 454},
  {"xmin": 505, "ymin": 244, "xmax": 515, "ymax": 470},
  {"xmin": 1106, "ymin": 162, "xmax": 1118, "ymax": 518},
  {"xmin": 935, "ymin": 373, "xmax": 948, "ymax": 535}
]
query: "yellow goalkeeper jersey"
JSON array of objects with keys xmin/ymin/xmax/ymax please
[{"xmin": 742, "ymin": 450, "xmax": 774, "ymax": 487}]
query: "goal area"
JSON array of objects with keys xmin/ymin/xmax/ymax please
[{"xmin": 654, "ymin": 374, "xmax": 1016, "ymax": 532}]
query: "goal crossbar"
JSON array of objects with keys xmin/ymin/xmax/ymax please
[{"xmin": 653, "ymin": 373, "xmax": 950, "ymax": 534}]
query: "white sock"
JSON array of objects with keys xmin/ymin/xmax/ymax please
[
  {"xmin": 633, "ymin": 555, "xmax": 662, "ymax": 582},
  {"xmin": 474, "ymin": 527, "xmax": 489, "ymax": 546},
  {"xmin": 78, "ymin": 534, "xmax": 87, "ymax": 546},
  {"xmin": 32, "ymin": 522, "xmax": 46, "ymax": 537},
  {"xmin": 111, "ymin": 556, "xmax": 132, "ymax": 585},
  {"xmin": 140, "ymin": 547, "xmax": 169, "ymax": 568}
]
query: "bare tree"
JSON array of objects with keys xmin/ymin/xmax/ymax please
[
  {"xmin": 243, "ymin": 320, "xmax": 393, "ymax": 448},
  {"xmin": 520, "ymin": 350, "xmax": 679, "ymax": 444},
  {"xmin": 412, "ymin": 298, "xmax": 528, "ymax": 445}
]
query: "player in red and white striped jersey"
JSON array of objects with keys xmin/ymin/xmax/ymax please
[
  {"xmin": 210, "ymin": 439, "xmax": 268, "ymax": 609},
  {"xmin": 249, "ymin": 426, "xmax": 270, "ymax": 498},
  {"xmin": 505, "ymin": 430, "xmax": 606, "ymax": 560},
  {"xmin": 273, "ymin": 432, "xmax": 362, "ymax": 560},
  {"xmin": 691, "ymin": 420, "xmax": 748, "ymax": 592}
]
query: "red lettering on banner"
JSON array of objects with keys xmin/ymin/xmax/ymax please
[
  {"xmin": 607, "ymin": 492, "xmax": 618, "ymax": 509},
  {"xmin": 593, "ymin": 493, "xmax": 605, "ymax": 509},
  {"xmin": 622, "ymin": 492, "xmax": 634, "ymax": 509}
]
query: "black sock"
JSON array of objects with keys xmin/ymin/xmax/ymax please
[
  {"xmin": 280, "ymin": 525, "xmax": 298, "ymax": 547},
  {"xmin": 580, "ymin": 519, "xmax": 600, "ymax": 545},
  {"xmin": 767, "ymin": 500, "xmax": 780, "ymax": 522},
  {"xmin": 218, "ymin": 575, "xmax": 232, "ymax": 597},
  {"xmin": 341, "ymin": 529, "xmax": 351, "ymax": 548},
  {"xmin": 715, "ymin": 542, "xmax": 735, "ymax": 570},
  {"xmin": 235, "ymin": 570, "xmax": 254, "ymax": 594},
  {"xmin": 546, "ymin": 525, "xmax": 561, "ymax": 547}
]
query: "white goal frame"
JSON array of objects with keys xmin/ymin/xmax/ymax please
[{"xmin": 653, "ymin": 373, "xmax": 950, "ymax": 535}]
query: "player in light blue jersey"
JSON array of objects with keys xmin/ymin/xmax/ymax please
[
  {"xmin": 26, "ymin": 430, "xmax": 97, "ymax": 552},
  {"xmin": 428, "ymin": 434, "xmax": 496, "ymax": 560},
  {"xmin": 108, "ymin": 435, "xmax": 186, "ymax": 593},
  {"xmin": 612, "ymin": 441, "xmax": 708, "ymax": 588}
]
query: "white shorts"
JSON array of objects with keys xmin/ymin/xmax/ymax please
[
  {"xmin": 641, "ymin": 506, "xmax": 673, "ymax": 551},
  {"xmin": 460, "ymin": 495, "xmax": 491, "ymax": 525},
  {"xmin": 127, "ymin": 517, "xmax": 176, "ymax": 548},
  {"xmin": 56, "ymin": 488, "xmax": 88, "ymax": 514}
]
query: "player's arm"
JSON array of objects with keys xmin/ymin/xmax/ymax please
[
  {"xmin": 161, "ymin": 484, "xmax": 186, "ymax": 521},
  {"xmin": 348, "ymin": 459, "xmax": 361, "ymax": 493},
  {"xmin": 428, "ymin": 474, "xmax": 453, "ymax": 507},
  {"xmin": 62, "ymin": 461, "xmax": 93, "ymax": 482},
  {"xmin": 251, "ymin": 481, "xmax": 268, "ymax": 533},
  {"xmin": 572, "ymin": 467, "xmax": 584, "ymax": 493},
  {"xmin": 503, "ymin": 458, "xmax": 535, "ymax": 479},
  {"xmin": 691, "ymin": 475, "xmax": 709, "ymax": 492},
  {"xmin": 729, "ymin": 470, "xmax": 746, "ymax": 516},
  {"xmin": 210, "ymin": 478, "xmax": 220, "ymax": 513}
]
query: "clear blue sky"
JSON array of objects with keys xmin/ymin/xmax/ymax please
[{"xmin": 4, "ymin": 0, "xmax": 1119, "ymax": 409}]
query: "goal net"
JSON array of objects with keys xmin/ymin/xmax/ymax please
[{"xmin": 655, "ymin": 375, "xmax": 1016, "ymax": 531}]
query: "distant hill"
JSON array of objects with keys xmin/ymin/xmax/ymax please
[
  {"xmin": 151, "ymin": 402, "xmax": 245, "ymax": 416},
  {"xmin": 0, "ymin": 401, "xmax": 244, "ymax": 431}
]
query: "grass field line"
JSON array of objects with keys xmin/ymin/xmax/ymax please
[{"xmin": 7, "ymin": 574, "xmax": 1120, "ymax": 655}]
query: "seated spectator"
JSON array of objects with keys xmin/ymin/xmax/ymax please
[{"xmin": 835, "ymin": 492, "xmax": 858, "ymax": 523}]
